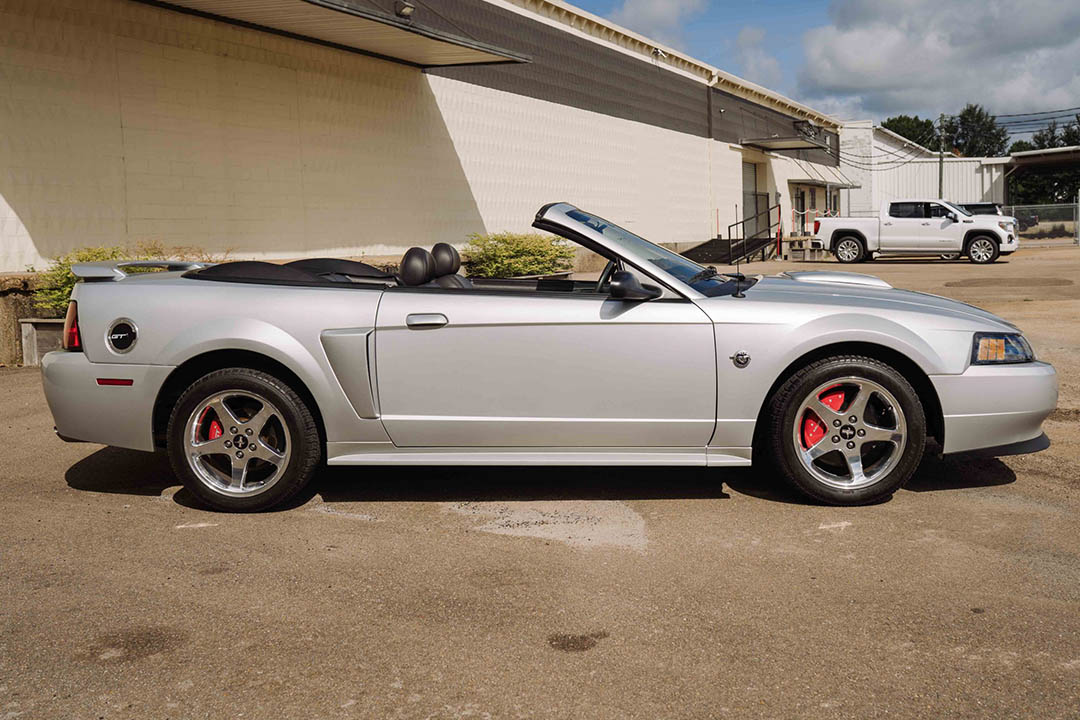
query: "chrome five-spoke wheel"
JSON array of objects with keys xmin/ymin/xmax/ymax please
[
  {"xmin": 185, "ymin": 390, "xmax": 291, "ymax": 497},
  {"xmin": 792, "ymin": 377, "xmax": 907, "ymax": 490}
]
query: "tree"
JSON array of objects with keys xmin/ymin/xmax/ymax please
[
  {"xmin": 880, "ymin": 114, "xmax": 936, "ymax": 146},
  {"xmin": 1008, "ymin": 115, "xmax": 1080, "ymax": 204},
  {"xmin": 941, "ymin": 104, "xmax": 1008, "ymax": 157}
]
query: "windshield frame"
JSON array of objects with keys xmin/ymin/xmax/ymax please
[{"xmin": 533, "ymin": 203, "xmax": 748, "ymax": 299}]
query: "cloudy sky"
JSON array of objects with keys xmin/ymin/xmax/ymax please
[{"xmin": 572, "ymin": 0, "xmax": 1080, "ymax": 125}]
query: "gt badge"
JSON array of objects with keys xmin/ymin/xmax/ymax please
[{"xmin": 107, "ymin": 318, "xmax": 138, "ymax": 353}]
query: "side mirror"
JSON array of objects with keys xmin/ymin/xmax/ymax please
[
  {"xmin": 947, "ymin": 212, "xmax": 958, "ymax": 222},
  {"xmin": 610, "ymin": 270, "xmax": 662, "ymax": 301}
]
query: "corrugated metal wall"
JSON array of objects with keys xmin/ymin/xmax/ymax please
[{"xmin": 872, "ymin": 159, "xmax": 1006, "ymax": 206}]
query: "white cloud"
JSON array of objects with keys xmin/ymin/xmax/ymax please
[
  {"xmin": 609, "ymin": 0, "xmax": 707, "ymax": 49},
  {"xmin": 734, "ymin": 26, "xmax": 783, "ymax": 89},
  {"xmin": 797, "ymin": 0, "xmax": 1080, "ymax": 121}
]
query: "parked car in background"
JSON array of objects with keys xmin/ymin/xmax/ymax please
[
  {"xmin": 959, "ymin": 202, "xmax": 1002, "ymax": 216},
  {"xmin": 814, "ymin": 200, "xmax": 1018, "ymax": 264},
  {"xmin": 41, "ymin": 203, "xmax": 1056, "ymax": 511}
]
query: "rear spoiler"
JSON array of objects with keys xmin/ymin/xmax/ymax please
[{"xmin": 70, "ymin": 260, "xmax": 212, "ymax": 281}]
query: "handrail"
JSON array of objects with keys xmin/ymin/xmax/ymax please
[{"xmin": 727, "ymin": 203, "xmax": 781, "ymax": 240}]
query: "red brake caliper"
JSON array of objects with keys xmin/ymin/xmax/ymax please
[
  {"xmin": 197, "ymin": 407, "xmax": 224, "ymax": 441},
  {"xmin": 801, "ymin": 386, "xmax": 845, "ymax": 449}
]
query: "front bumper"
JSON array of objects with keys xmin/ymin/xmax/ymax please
[
  {"xmin": 1000, "ymin": 232, "xmax": 1018, "ymax": 254},
  {"xmin": 41, "ymin": 351, "xmax": 174, "ymax": 452},
  {"xmin": 931, "ymin": 361, "xmax": 1057, "ymax": 454}
]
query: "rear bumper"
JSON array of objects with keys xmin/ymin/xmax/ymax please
[
  {"xmin": 41, "ymin": 351, "xmax": 174, "ymax": 452},
  {"xmin": 931, "ymin": 362, "xmax": 1058, "ymax": 454}
]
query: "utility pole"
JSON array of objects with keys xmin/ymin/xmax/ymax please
[{"xmin": 938, "ymin": 113, "xmax": 945, "ymax": 200}]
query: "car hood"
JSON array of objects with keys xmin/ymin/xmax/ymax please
[{"xmin": 742, "ymin": 271, "xmax": 1017, "ymax": 331}]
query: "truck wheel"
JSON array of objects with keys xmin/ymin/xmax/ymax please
[
  {"xmin": 939, "ymin": 253, "xmax": 961, "ymax": 261},
  {"xmin": 166, "ymin": 368, "xmax": 321, "ymax": 512},
  {"xmin": 765, "ymin": 355, "xmax": 926, "ymax": 505},
  {"xmin": 966, "ymin": 236, "xmax": 999, "ymax": 264},
  {"xmin": 834, "ymin": 237, "xmax": 865, "ymax": 263}
]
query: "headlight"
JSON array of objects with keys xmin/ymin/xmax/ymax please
[
  {"xmin": 972, "ymin": 332, "xmax": 1034, "ymax": 364},
  {"xmin": 998, "ymin": 221, "xmax": 1014, "ymax": 232}
]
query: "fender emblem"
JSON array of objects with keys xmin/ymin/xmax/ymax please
[{"xmin": 730, "ymin": 351, "xmax": 751, "ymax": 369}]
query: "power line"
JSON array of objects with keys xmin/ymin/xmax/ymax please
[{"xmin": 993, "ymin": 105, "xmax": 1080, "ymax": 119}]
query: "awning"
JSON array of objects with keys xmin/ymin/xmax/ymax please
[
  {"xmin": 740, "ymin": 136, "xmax": 829, "ymax": 151},
  {"xmin": 1009, "ymin": 145, "xmax": 1080, "ymax": 172},
  {"xmin": 789, "ymin": 178, "xmax": 860, "ymax": 190},
  {"xmin": 144, "ymin": 0, "xmax": 531, "ymax": 67}
]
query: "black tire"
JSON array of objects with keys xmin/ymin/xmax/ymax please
[
  {"xmin": 833, "ymin": 236, "xmax": 865, "ymax": 264},
  {"xmin": 966, "ymin": 235, "xmax": 1000, "ymax": 264},
  {"xmin": 167, "ymin": 368, "xmax": 321, "ymax": 512},
  {"xmin": 765, "ymin": 355, "xmax": 926, "ymax": 505}
]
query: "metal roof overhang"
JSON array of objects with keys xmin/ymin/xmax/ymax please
[
  {"xmin": 788, "ymin": 178, "xmax": 860, "ymax": 190},
  {"xmin": 740, "ymin": 136, "xmax": 828, "ymax": 152},
  {"xmin": 1009, "ymin": 145, "xmax": 1080, "ymax": 172},
  {"xmin": 140, "ymin": 0, "xmax": 531, "ymax": 68}
]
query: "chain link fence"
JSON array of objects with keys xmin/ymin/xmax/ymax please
[{"xmin": 1003, "ymin": 203, "xmax": 1079, "ymax": 246}]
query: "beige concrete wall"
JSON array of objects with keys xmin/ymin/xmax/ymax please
[
  {"xmin": 427, "ymin": 74, "xmax": 714, "ymax": 248},
  {"xmin": 0, "ymin": 0, "xmax": 483, "ymax": 270}
]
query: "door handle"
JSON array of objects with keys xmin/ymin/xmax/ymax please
[
  {"xmin": 883, "ymin": 222, "xmax": 893, "ymax": 226},
  {"xmin": 921, "ymin": 222, "xmax": 930, "ymax": 225},
  {"xmin": 406, "ymin": 313, "xmax": 448, "ymax": 329}
]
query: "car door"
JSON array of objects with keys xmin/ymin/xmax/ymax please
[
  {"xmin": 922, "ymin": 203, "xmax": 962, "ymax": 251},
  {"xmin": 373, "ymin": 286, "xmax": 717, "ymax": 448},
  {"xmin": 882, "ymin": 202, "xmax": 926, "ymax": 250}
]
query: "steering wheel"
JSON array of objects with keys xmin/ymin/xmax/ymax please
[{"xmin": 596, "ymin": 260, "xmax": 617, "ymax": 293}]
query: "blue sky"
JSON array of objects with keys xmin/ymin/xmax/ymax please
[{"xmin": 568, "ymin": 0, "xmax": 1080, "ymax": 125}]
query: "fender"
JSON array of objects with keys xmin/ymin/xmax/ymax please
[
  {"xmin": 710, "ymin": 311, "xmax": 949, "ymax": 449},
  {"xmin": 829, "ymin": 228, "xmax": 873, "ymax": 251},
  {"xmin": 158, "ymin": 318, "xmax": 387, "ymax": 443}
]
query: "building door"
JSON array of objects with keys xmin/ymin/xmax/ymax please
[
  {"xmin": 742, "ymin": 162, "xmax": 762, "ymax": 238},
  {"xmin": 793, "ymin": 189, "xmax": 806, "ymax": 235}
]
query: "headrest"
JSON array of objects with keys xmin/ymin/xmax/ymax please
[
  {"xmin": 399, "ymin": 247, "xmax": 435, "ymax": 286},
  {"xmin": 431, "ymin": 243, "xmax": 461, "ymax": 277}
]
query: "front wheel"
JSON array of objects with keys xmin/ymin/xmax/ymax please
[
  {"xmin": 833, "ymin": 236, "xmax": 865, "ymax": 264},
  {"xmin": 966, "ymin": 236, "xmax": 999, "ymax": 264},
  {"xmin": 167, "ymin": 368, "xmax": 322, "ymax": 512},
  {"xmin": 765, "ymin": 356, "xmax": 926, "ymax": 505}
]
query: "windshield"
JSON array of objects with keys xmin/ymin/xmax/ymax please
[
  {"xmin": 946, "ymin": 202, "xmax": 973, "ymax": 216},
  {"xmin": 564, "ymin": 208, "xmax": 749, "ymax": 296}
]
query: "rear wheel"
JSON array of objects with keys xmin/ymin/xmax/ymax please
[
  {"xmin": 966, "ymin": 236, "xmax": 999, "ymax": 264},
  {"xmin": 939, "ymin": 252, "xmax": 961, "ymax": 260},
  {"xmin": 766, "ymin": 356, "xmax": 926, "ymax": 505},
  {"xmin": 834, "ymin": 237, "xmax": 865, "ymax": 264},
  {"xmin": 167, "ymin": 368, "xmax": 321, "ymax": 512}
]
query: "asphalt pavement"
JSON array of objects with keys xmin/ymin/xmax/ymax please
[{"xmin": 1, "ymin": 247, "xmax": 1078, "ymax": 719}]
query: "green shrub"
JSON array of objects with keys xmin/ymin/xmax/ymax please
[
  {"xmin": 31, "ymin": 243, "xmax": 229, "ymax": 316},
  {"xmin": 462, "ymin": 232, "xmax": 575, "ymax": 278},
  {"xmin": 32, "ymin": 246, "xmax": 129, "ymax": 316}
]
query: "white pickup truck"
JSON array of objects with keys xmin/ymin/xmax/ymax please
[{"xmin": 813, "ymin": 199, "xmax": 1018, "ymax": 264}]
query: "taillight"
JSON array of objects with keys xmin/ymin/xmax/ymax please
[
  {"xmin": 813, "ymin": 220, "xmax": 821, "ymax": 235},
  {"xmin": 63, "ymin": 301, "xmax": 82, "ymax": 351}
]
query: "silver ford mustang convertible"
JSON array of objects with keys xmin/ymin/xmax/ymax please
[{"xmin": 42, "ymin": 203, "xmax": 1057, "ymax": 511}]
